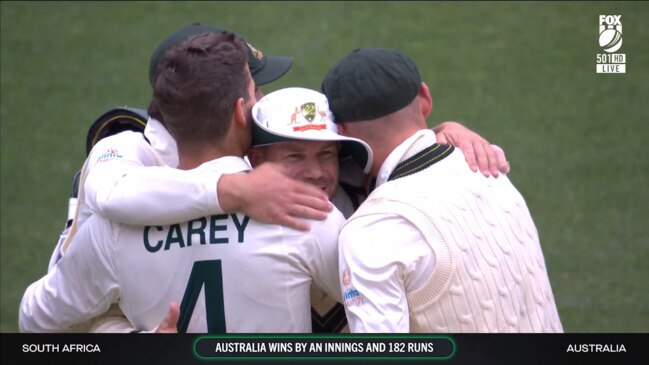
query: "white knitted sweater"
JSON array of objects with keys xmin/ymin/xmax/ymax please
[{"xmin": 353, "ymin": 147, "xmax": 563, "ymax": 333}]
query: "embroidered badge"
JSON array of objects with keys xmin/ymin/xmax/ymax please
[
  {"xmin": 288, "ymin": 102, "xmax": 327, "ymax": 131},
  {"xmin": 247, "ymin": 43, "xmax": 264, "ymax": 60}
]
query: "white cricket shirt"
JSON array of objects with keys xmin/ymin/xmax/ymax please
[{"xmin": 21, "ymin": 156, "xmax": 345, "ymax": 333}]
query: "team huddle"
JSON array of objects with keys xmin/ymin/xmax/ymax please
[{"xmin": 19, "ymin": 24, "xmax": 562, "ymax": 333}]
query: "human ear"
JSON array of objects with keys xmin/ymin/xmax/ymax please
[
  {"xmin": 233, "ymin": 97, "xmax": 246, "ymax": 126},
  {"xmin": 418, "ymin": 82, "xmax": 433, "ymax": 118}
]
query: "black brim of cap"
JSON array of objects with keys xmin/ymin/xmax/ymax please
[
  {"xmin": 340, "ymin": 140, "xmax": 371, "ymax": 173},
  {"xmin": 252, "ymin": 56, "xmax": 293, "ymax": 86}
]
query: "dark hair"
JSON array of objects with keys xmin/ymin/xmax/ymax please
[{"xmin": 152, "ymin": 31, "xmax": 250, "ymax": 143}]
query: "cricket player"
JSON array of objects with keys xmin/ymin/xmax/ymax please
[
  {"xmin": 20, "ymin": 32, "xmax": 350, "ymax": 333},
  {"xmin": 322, "ymin": 48, "xmax": 563, "ymax": 333},
  {"xmin": 39, "ymin": 23, "xmax": 336, "ymax": 333},
  {"xmin": 247, "ymin": 87, "xmax": 375, "ymax": 333}
]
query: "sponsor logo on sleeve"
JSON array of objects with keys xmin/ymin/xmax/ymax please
[
  {"xmin": 96, "ymin": 148, "xmax": 123, "ymax": 163},
  {"xmin": 341, "ymin": 267, "xmax": 364, "ymax": 307}
]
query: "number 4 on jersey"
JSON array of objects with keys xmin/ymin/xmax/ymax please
[{"xmin": 178, "ymin": 260, "xmax": 226, "ymax": 333}]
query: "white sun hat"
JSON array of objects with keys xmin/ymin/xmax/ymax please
[{"xmin": 251, "ymin": 87, "xmax": 373, "ymax": 173}]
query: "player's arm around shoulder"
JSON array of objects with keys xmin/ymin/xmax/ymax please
[
  {"xmin": 85, "ymin": 132, "xmax": 222, "ymax": 225},
  {"xmin": 84, "ymin": 131, "xmax": 162, "ymax": 216}
]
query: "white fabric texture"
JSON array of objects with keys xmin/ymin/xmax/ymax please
[{"xmin": 339, "ymin": 129, "xmax": 563, "ymax": 333}]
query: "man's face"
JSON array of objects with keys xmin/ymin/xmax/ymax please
[{"xmin": 252, "ymin": 141, "xmax": 340, "ymax": 198}]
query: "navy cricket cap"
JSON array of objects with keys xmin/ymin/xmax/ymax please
[
  {"xmin": 321, "ymin": 48, "xmax": 421, "ymax": 123},
  {"xmin": 149, "ymin": 23, "xmax": 293, "ymax": 87}
]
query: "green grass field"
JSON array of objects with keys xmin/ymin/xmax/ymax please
[{"xmin": 1, "ymin": 1, "xmax": 648, "ymax": 333}]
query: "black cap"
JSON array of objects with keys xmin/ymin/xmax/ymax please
[
  {"xmin": 321, "ymin": 48, "xmax": 421, "ymax": 123},
  {"xmin": 149, "ymin": 23, "xmax": 293, "ymax": 87}
]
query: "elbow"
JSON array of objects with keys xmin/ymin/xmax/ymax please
[
  {"xmin": 96, "ymin": 201, "xmax": 127, "ymax": 223},
  {"xmin": 95, "ymin": 192, "xmax": 143, "ymax": 224}
]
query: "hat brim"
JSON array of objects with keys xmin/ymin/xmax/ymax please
[
  {"xmin": 251, "ymin": 118, "xmax": 372, "ymax": 173},
  {"xmin": 251, "ymin": 56, "xmax": 293, "ymax": 86}
]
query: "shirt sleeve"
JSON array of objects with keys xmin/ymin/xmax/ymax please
[
  {"xmin": 304, "ymin": 210, "xmax": 347, "ymax": 303},
  {"xmin": 19, "ymin": 215, "xmax": 120, "ymax": 333},
  {"xmin": 87, "ymin": 304, "xmax": 140, "ymax": 333},
  {"xmin": 83, "ymin": 132, "xmax": 222, "ymax": 225},
  {"xmin": 339, "ymin": 213, "xmax": 433, "ymax": 333}
]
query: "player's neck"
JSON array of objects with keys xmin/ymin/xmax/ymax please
[{"xmin": 177, "ymin": 142, "xmax": 243, "ymax": 170}]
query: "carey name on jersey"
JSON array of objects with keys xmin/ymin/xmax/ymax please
[{"xmin": 143, "ymin": 213, "xmax": 250, "ymax": 253}]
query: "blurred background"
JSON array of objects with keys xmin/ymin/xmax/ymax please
[{"xmin": 1, "ymin": 1, "xmax": 648, "ymax": 332}]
